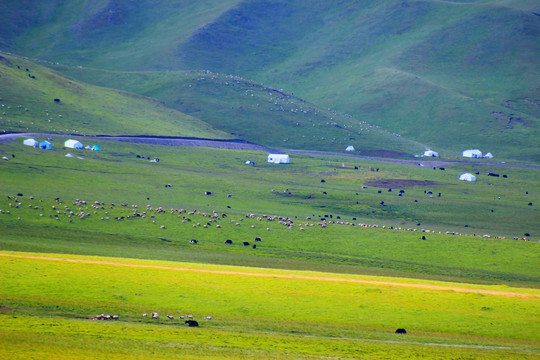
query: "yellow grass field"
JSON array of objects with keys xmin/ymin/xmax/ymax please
[{"xmin": 0, "ymin": 251, "xmax": 539, "ymax": 359}]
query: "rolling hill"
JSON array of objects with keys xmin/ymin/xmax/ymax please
[
  {"xmin": 1, "ymin": 0, "xmax": 538, "ymax": 160},
  {"xmin": 0, "ymin": 54, "xmax": 229, "ymax": 138}
]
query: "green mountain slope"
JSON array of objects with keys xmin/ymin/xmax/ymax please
[
  {"xmin": 0, "ymin": 54, "xmax": 229, "ymax": 138},
  {"xmin": 51, "ymin": 66, "xmax": 426, "ymax": 154},
  {"xmin": 1, "ymin": 0, "xmax": 539, "ymax": 160}
]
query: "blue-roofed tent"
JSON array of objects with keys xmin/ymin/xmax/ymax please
[
  {"xmin": 92, "ymin": 144, "xmax": 101, "ymax": 151},
  {"xmin": 39, "ymin": 140, "xmax": 52, "ymax": 150}
]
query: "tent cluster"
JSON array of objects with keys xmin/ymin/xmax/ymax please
[
  {"xmin": 24, "ymin": 138, "xmax": 52, "ymax": 150},
  {"xmin": 23, "ymin": 138, "xmax": 101, "ymax": 152}
]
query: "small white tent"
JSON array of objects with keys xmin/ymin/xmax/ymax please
[
  {"xmin": 423, "ymin": 150, "xmax": 439, "ymax": 157},
  {"xmin": 459, "ymin": 173, "xmax": 476, "ymax": 182},
  {"xmin": 23, "ymin": 138, "xmax": 39, "ymax": 147},
  {"xmin": 462, "ymin": 149, "xmax": 482, "ymax": 158},
  {"xmin": 65, "ymin": 139, "xmax": 83, "ymax": 149},
  {"xmin": 65, "ymin": 153, "xmax": 74, "ymax": 157},
  {"xmin": 345, "ymin": 145, "xmax": 355, "ymax": 152},
  {"xmin": 483, "ymin": 152, "xmax": 493, "ymax": 159},
  {"xmin": 267, "ymin": 154, "xmax": 290, "ymax": 164}
]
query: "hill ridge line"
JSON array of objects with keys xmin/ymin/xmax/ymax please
[{"xmin": 1, "ymin": 253, "xmax": 538, "ymax": 299}]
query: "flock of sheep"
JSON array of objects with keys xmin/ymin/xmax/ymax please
[{"xmin": 1, "ymin": 192, "xmax": 530, "ymax": 244}]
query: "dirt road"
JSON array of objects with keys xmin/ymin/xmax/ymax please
[
  {"xmin": 1, "ymin": 253, "xmax": 538, "ymax": 299},
  {"xmin": 2, "ymin": 132, "xmax": 538, "ymax": 168}
]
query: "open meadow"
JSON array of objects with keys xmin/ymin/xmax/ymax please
[
  {"xmin": 0, "ymin": 252, "xmax": 539, "ymax": 359},
  {"xmin": 1, "ymin": 137, "xmax": 539, "ymax": 358}
]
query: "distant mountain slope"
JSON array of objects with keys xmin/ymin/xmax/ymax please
[
  {"xmin": 49, "ymin": 66, "xmax": 427, "ymax": 155},
  {"xmin": 0, "ymin": 54, "xmax": 229, "ymax": 138},
  {"xmin": 1, "ymin": 0, "xmax": 539, "ymax": 160}
]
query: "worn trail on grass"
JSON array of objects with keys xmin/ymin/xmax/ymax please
[{"xmin": 1, "ymin": 253, "xmax": 538, "ymax": 300}]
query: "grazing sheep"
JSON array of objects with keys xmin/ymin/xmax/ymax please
[
  {"xmin": 167, "ymin": 315, "xmax": 174, "ymax": 320},
  {"xmin": 205, "ymin": 316, "xmax": 212, "ymax": 320}
]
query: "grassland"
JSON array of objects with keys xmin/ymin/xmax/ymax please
[
  {"xmin": 0, "ymin": 252, "xmax": 539, "ymax": 359},
  {"xmin": 1, "ymin": 139, "xmax": 538, "ymax": 285},
  {"xmin": 0, "ymin": 129, "xmax": 539, "ymax": 359}
]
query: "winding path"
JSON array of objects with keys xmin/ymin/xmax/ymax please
[{"xmin": 1, "ymin": 253, "xmax": 538, "ymax": 300}]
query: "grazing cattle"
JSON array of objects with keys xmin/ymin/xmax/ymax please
[
  {"xmin": 529, "ymin": 202, "xmax": 533, "ymax": 206},
  {"xmin": 54, "ymin": 98, "xmax": 61, "ymax": 103},
  {"xmin": 395, "ymin": 328, "xmax": 407, "ymax": 334},
  {"xmin": 253, "ymin": 244, "xmax": 257, "ymax": 249},
  {"xmin": 502, "ymin": 175, "xmax": 508, "ymax": 178},
  {"xmin": 378, "ymin": 190, "xmax": 382, "ymax": 194},
  {"xmin": 190, "ymin": 239, "xmax": 198, "ymax": 244},
  {"xmin": 243, "ymin": 242, "xmax": 250, "ymax": 246},
  {"xmin": 225, "ymin": 239, "xmax": 233, "ymax": 244},
  {"xmin": 254, "ymin": 237, "xmax": 262, "ymax": 242},
  {"xmin": 205, "ymin": 191, "xmax": 212, "ymax": 195},
  {"xmin": 380, "ymin": 201, "xmax": 384, "ymax": 205},
  {"xmin": 422, "ymin": 236, "xmax": 426, "ymax": 240},
  {"xmin": 439, "ymin": 167, "xmax": 445, "ymax": 171},
  {"xmin": 185, "ymin": 320, "xmax": 199, "ymax": 327},
  {"xmin": 321, "ymin": 179, "xmax": 325, "ymax": 183},
  {"xmin": 488, "ymin": 173, "xmax": 500, "ymax": 177}
]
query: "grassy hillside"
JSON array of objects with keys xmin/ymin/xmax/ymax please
[
  {"xmin": 51, "ymin": 66, "xmax": 427, "ymax": 154},
  {"xmin": 1, "ymin": 0, "xmax": 539, "ymax": 160},
  {"xmin": 0, "ymin": 54, "xmax": 229, "ymax": 138}
]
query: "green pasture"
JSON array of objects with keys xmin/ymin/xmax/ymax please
[
  {"xmin": 0, "ymin": 252, "xmax": 539, "ymax": 359},
  {"xmin": 1, "ymin": 139, "xmax": 538, "ymax": 284}
]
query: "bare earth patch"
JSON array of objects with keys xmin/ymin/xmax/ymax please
[{"xmin": 364, "ymin": 179, "xmax": 441, "ymax": 188}]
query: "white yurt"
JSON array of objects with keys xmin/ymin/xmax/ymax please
[
  {"xmin": 23, "ymin": 138, "xmax": 39, "ymax": 147},
  {"xmin": 483, "ymin": 152, "xmax": 493, "ymax": 159},
  {"xmin": 459, "ymin": 173, "xmax": 476, "ymax": 182},
  {"xmin": 267, "ymin": 154, "xmax": 290, "ymax": 164},
  {"xmin": 462, "ymin": 149, "xmax": 482, "ymax": 158},
  {"xmin": 345, "ymin": 145, "xmax": 355, "ymax": 152},
  {"xmin": 423, "ymin": 150, "xmax": 439, "ymax": 157},
  {"xmin": 65, "ymin": 139, "xmax": 83, "ymax": 149}
]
